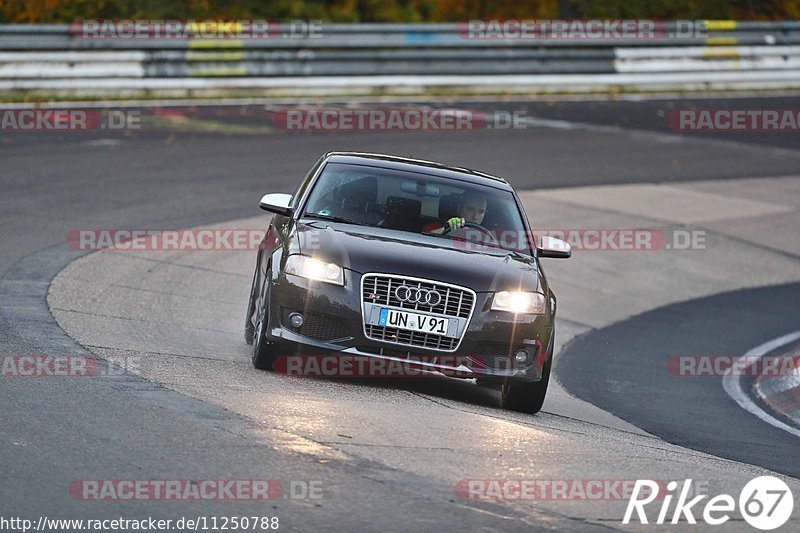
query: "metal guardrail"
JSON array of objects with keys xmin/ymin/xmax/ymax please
[
  {"xmin": 1, "ymin": 21, "xmax": 800, "ymax": 47},
  {"xmin": 1, "ymin": 22, "xmax": 799, "ymax": 96}
]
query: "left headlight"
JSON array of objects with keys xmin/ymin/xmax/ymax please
[
  {"xmin": 491, "ymin": 291, "xmax": 546, "ymax": 314},
  {"xmin": 285, "ymin": 255, "xmax": 344, "ymax": 286}
]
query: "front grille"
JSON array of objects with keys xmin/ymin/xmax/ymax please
[
  {"xmin": 361, "ymin": 274, "xmax": 475, "ymax": 351},
  {"xmin": 470, "ymin": 342, "xmax": 539, "ymax": 370},
  {"xmin": 362, "ymin": 275, "xmax": 473, "ymax": 318},
  {"xmin": 355, "ymin": 345, "xmax": 416, "ymax": 359},
  {"xmin": 472, "ymin": 342, "xmax": 513, "ymax": 370},
  {"xmin": 365, "ymin": 324, "xmax": 459, "ymax": 351}
]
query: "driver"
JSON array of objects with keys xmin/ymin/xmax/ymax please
[{"xmin": 422, "ymin": 191, "xmax": 487, "ymax": 234}]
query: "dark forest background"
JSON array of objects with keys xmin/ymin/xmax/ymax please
[{"xmin": 2, "ymin": 0, "xmax": 798, "ymax": 23}]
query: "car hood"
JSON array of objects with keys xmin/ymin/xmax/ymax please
[{"xmin": 296, "ymin": 221, "xmax": 540, "ymax": 293}]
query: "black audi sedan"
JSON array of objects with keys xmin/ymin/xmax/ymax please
[{"xmin": 245, "ymin": 152, "xmax": 570, "ymax": 413}]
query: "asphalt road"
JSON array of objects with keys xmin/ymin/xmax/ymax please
[
  {"xmin": 2, "ymin": 95, "xmax": 799, "ymax": 530},
  {"xmin": 557, "ymin": 282, "xmax": 800, "ymax": 479}
]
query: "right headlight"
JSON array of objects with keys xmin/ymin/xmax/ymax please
[
  {"xmin": 285, "ymin": 255, "xmax": 344, "ymax": 286},
  {"xmin": 491, "ymin": 291, "xmax": 546, "ymax": 314}
]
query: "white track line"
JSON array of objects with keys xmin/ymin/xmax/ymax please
[{"xmin": 722, "ymin": 331, "xmax": 800, "ymax": 438}]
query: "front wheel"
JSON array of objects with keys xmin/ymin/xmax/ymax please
[
  {"xmin": 501, "ymin": 338, "xmax": 553, "ymax": 414},
  {"xmin": 244, "ymin": 262, "xmax": 259, "ymax": 345},
  {"xmin": 252, "ymin": 273, "xmax": 277, "ymax": 370}
]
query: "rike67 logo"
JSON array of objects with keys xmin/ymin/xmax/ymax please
[{"xmin": 624, "ymin": 477, "xmax": 794, "ymax": 530}]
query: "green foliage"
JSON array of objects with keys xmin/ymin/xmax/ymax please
[
  {"xmin": 1, "ymin": 0, "xmax": 797, "ymax": 23},
  {"xmin": 571, "ymin": 0, "xmax": 800, "ymax": 19}
]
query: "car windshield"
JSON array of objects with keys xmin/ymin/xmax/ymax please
[{"xmin": 302, "ymin": 162, "xmax": 532, "ymax": 255}]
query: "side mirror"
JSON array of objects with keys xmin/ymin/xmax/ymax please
[
  {"xmin": 259, "ymin": 193, "xmax": 293, "ymax": 217},
  {"xmin": 537, "ymin": 236, "xmax": 571, "ymax": 259}
]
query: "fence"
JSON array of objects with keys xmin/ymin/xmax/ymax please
[{"xmin": 1, "ymin": 21, "xmax": 799, "ymax": 97}]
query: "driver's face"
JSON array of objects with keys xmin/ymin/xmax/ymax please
[{"xmin": 459, "ymin": 199, "xmax": 487, "ymax": 224}]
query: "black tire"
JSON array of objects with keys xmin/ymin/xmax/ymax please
[
  {"xmin": 244, "ymin": 262, "xmax": 259, "ymax": 345},
  {"xmin": 252, "ymin": 271, "xmax": 277, "ymax": 370},
  {"xmin": 501, "ymin": 337, "xmax": 554, "ymax": 414}
]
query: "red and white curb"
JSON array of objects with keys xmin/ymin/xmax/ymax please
[
  {"xmin": 723, "ymin": 331, "xmax": 800, "ymax": 438},
  {"xmin": 755, "ymin": 340, "xmax": 800, "ymax": 428}
]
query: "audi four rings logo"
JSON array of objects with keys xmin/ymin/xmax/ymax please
[{"xmin": 394, "ymin": 285, "xmax": 442, "ymax": 306}]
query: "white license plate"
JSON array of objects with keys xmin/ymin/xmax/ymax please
[{"xmin": 379, "ymin": 308, "xmax": 449, "ymax": 336}]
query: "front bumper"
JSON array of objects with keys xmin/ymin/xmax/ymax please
[{"xmin": 266, "ymin": 270, "xmax": 553, "ymax": 382}]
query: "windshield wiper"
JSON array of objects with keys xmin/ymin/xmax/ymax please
[
  {"xmin": 422, "ymin": 231, "xmax": 488, "ymax": 246},
  {"xmin": 302, "ymin": 213, "xmax": 367, "ymax": 226},
  {"xmin": 505, "ymin": 248, "xmax": 533, "ymax": 260},
  {"xmin": 421, "ymin": 231, "xmax": 532, "ymax": 259}
]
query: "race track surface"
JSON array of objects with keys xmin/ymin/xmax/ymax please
[{"xmin": 2, "ymin": 96, "xmax": 799, "ymax": 530}]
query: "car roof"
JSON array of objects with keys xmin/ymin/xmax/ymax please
[{"xmin": 323, "ymin": 152, "xmax": 513, "ymax": 190}]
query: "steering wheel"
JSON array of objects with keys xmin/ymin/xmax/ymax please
[{"xmin": 444, "ymin": 221, "xmax": 499, "ymax": 246}]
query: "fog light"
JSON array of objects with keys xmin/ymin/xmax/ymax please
[
  {"xmin": 514, "ymin": 349, "xmax": 528, "ymax": 364},
  {"xmin": 289, "ymin": 312, "xmax": 304, "ymax": 328}
]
